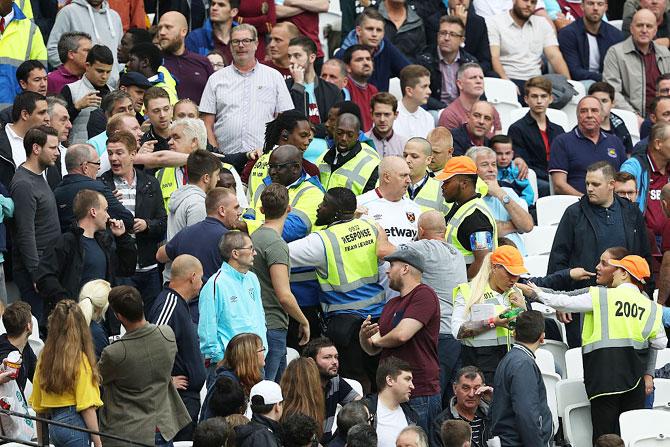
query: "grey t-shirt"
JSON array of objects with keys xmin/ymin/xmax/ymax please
[
  {"xmin": 405, "ymin": 239, "xmax": 467, "ymax": 335},
  {"xmin": 251, "ymin": 226, "xmax": 290, "ymax": 330}
]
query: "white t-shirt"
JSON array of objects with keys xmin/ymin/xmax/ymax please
[
  {"xmin": 474, "ymin": 0, "xmax": 545, "ymax": 17},
  {"xmin": 393, "ymin": 100, "xmax": 435, "ymax": 139},
  {"xmin": 6, "ymin": 124, "xmax": 25, "ymax": 168},
  {"xmin": 357, "ymin": 189, "xmax": 421, "ymax": 300},
  {"xmin": 587, "ymin": 33, "xmax": 600, "ymax": 72},
  {"xmin": 376, "ymin": 401, "xmax": 408, "ymax": 447}
]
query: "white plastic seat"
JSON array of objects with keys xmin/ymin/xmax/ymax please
[
  {"xmin": 484, "ymin": 77, "xmax": 520, "ymax": 105},
  {"xmin": 536, "ymin": 347, "xmax": 556, "ymax": 374},
  {"xmin": 496, "ymin": 102, "xmax": 523, "ymax": 134},
  {"xmin": 563, "ymin": 402, "xmax": 592, "ymax": 447},
  {"xmin": 536, "ymin": 195, "xmax": 579, "ymax": 226},
  {"xmin": 27, "ymin": 338, "xmax": 43, "ymax": 357},
  {"xmin": 522, "ymin": 225, "xmax": 558, "ymax": 256},
  {"xmin": 507, "ymin": 107, "xmax": 569, "ymax": 131},
  {"xmin": 173, "ymin": 442, "xmax": 193, "ymax": 447},
  {"xmin": 620, "ymin": 410, "xmax": 670, "ymax": 446},
  {"xmin": 542, "ymin": 371, "xmax": 560, "ymax": 436},
  {"xmin": 343, "ymin": 377, "xmax": 363, "ymax": 397},
  {"xmin": 541, "ymin": 339, "xmax": 569, "ymax": 378},
  {"xmin": 556, "ymin": 378, "xmax": 589, "ymax": 418},
  {"xmin": 655, "ymin": 348, "xmax": 670, "ymax": 369},
  {"xmin": 527, "ymin": 168, "xmax": 539, "ymax": 204},
  {"xmin": 610, "ymin": 19, "xmax": 623, "ymax": 31},
  {"xmin": 565, "ymin": 347, "xmax": 584, "ymax": 379},
  {"xmin": 524, "ymin": 255, "xmax": 549, "ymax": 277},
  {"xmin": 612, "ymin": 108, "xmax": 641, "ymax": 145},
  {"xmin": 562, "ymin": 80, "xmax": 586, "ymax": 130},
  {"xmin": 286, "ymin": 347, "xmax": 300, "ymax": 365},
  {"xmin": 652, "ymin": 378, "xmax": 670, "ymax": 409},
  {"xmin": 389, "ymin": 77, "xmax": 402, "ymax": 102}
]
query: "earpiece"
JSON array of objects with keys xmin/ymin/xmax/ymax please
[{"xmin": 281, "ymin": 130, "xmax": 290, "ymax": 140}]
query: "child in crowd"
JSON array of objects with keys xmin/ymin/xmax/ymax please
[{"xmin": 491, "ymin": 135, "xmax": 535, "ymax": 207}]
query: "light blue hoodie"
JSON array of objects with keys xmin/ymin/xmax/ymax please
[{"xmin": 198, "ymin": 262, "xmax": 267, "ymax": 363}]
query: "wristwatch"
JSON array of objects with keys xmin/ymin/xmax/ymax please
[{"xmin": 501, "ymin": 194, "xmax": 511, "ymax": 205}]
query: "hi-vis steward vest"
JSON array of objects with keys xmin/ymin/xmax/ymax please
[
  {"xmin": 411, "ymin": 176, "xmax": 451, "ymax": 214},
  {"xmin": 247, "ymin": 152, "xmax": 272, "ymax": 203},
  {"xmin": 156, "ymin": 162, "xmax": 236, "ymax": 211},
  {"xmin": 581, "ymin": 286, "xmax": 663, "ymax": 399},
  {"xmin": 245, "ymin": 174, "xmax": 325, "ymax": 236},
  {"xmin": 453, "ymin": 283, "xmax": 518, "ymax": 348},
  {"xmin": 317, "ymin": 144, "xmax": 380, "ymax": 195},
  {"xmin": 316, "ymin": 218, "xmax": 385, "ymax": 318},
  {"xmin": 445, "ymin": 196, "xmax": 498, "ymax": 264}
]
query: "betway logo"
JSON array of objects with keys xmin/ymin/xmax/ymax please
[{"xmin": 385, "ymin": 227, "xmax": 418, "ymax": 238}]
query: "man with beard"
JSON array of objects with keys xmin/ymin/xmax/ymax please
[
  {"xmin": 302, "ymin": 337, "xmax": 362, "ymax": 444},
  {"xmin": 158, "ymin": 11, "xmax": 214, "ymax": 103}
]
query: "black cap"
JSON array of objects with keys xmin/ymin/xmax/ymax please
[{"xmin": 119, "ymin": 71, "xmax": 152, "ymax": 89}]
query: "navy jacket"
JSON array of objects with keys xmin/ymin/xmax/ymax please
[
  {"xmin": 491, "ymin": 344, "xmax": 553, "ymax": 446},
  {"xmin": 147, "ymin": 288, "xmax": 206, "ymax": 394},
  {"xmin": 334, "ymin": 31, "xmax": 410, "ymax": 92},
  {"xmin": 507, "ymin": 112, "xmax": 566, "ymax": 181},
  {"xmin": 54, "ymin": 174, "xmax": 134, "ymax": 232},
  {"xmin": 451, "ymin": 124, "xmax": 490, "ymax": 156},
  {"xmin": 557, "ymin": 18, "xmax": 624, "ymax": 82}
]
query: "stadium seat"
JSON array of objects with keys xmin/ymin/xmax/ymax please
[
  {"xmin": 565, "ymin": 347, "xmax": 584, "ymax": 379},
  {"xmin": 612, "ymin": 108, "xmax": 641, "ymax": 145},
  {"xmin": 655, "ymin": 348, "xmax": 670, "ymax": 369},
  {"xmin": 556, "ymin": 378, "xmax": 591, "ymax": 447},
  {"xmin": 541, "ymin": 340, "xmax": 569, "ymax": 378},
  {"xmin": 343, "ymin": 377, "xmax": 363, "ymax": 397},
  {"xmin": 28, "ymin": 338, "xmax": 43, "ymax": 357},
  {"xmin": 526, "ymin": 169, "xmax": 539, "ymax": 204},
  {"xmin": 286, "ymin": 347, "xmax": 300, "ymax": 365},
  {"xmin": 536, "ymin": 347, "xmax": 556, "ymax": 374},
  {"xmin": 652, "ymin": 378, "xmax": 670, "ymax": 409},
  {"xmin": 506, "ymin": 107, "xmax": 569, "ymax": 132},
  {"xmin": 556, "ymin": 379, "xmax": 589, "ymax": 418},
  {"xmin": 536, "ymin": 195, "xmax": 579, "ymax": 226},
  {"xmin": 484, "ymin": 77, "xmax": 520, "ymax": 105},
  {"xmin": 496, "ymin": 102, "xmax": 523, "ymax": 134},
  {"xmin": 173, "ymin": 442, "xmax": 193, "ymax": 447},
  {"xmin": 389, "ymin": 77, "xmax": 402, "ymax": 102},
  {"xmin": 522, "ymin": 225, "xmax": 558, "ymax": 256},
  {"xmin": 199, "ymin": 383, "xmax": 207, "ymax": 419},
  {"xmin": 620, "ymin": 410, "xmax": 670, "ymax": 446},
  {"xmin": 562, "ymin": 80, "xmax": 586, "ymax": 130},
  {"xmin": 610, "ymin": 19, "xmax": 623, "ymax": 31},
  {"xmin": 542, "ymin": 371, "xmax": 560, "ymax": 436},
  {"xmin": 524, "ymin": 255, "xmax": 549, "ymax": 277}
]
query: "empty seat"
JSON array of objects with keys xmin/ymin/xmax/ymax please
[
  {"xmin": 652, "ymin": 378, "xmax": 670, "ymax": 409},
  {"xmin": 542, "ymin": 371, "xmax": 560, "ymax": 435},
  {"xmin": 655, "ymin": 348, "xmax": 670, "ymax": 369},
  {"xmin": 524, "ymin": 255, "xmax": 549, "ymax": 277},
  {"xmin": 612, "ymin": 108, "xmax": 641, "ymax": 145},
  {"xmin": 389, "ymin": 77, "xmax": 402, "ymax": 102},
  {"xmin": 620, "ymin": 410, "xmax": 670, "ymax": 446},
  {"xmin": 565, "ymin": 347, "xmax": 584, "ymax": 379},
  {"xmin": 536, "ymin": 347, "xmax": 556, "ymax": 374},
  {"xmin": 523, "ymin": 225, "xmax": 558, "ymax": 256},
  {"xmin": 536, "ymin": 195, "xmax": 579, "ymax": 226},
  {"xmin": 556, "ymin": 379, "xmax": 591, "ymax": 447}
]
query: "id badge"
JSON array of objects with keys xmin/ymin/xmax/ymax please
[{"xmin": 470, "ymin": 231, "xmax": 493, "ymax": 251}]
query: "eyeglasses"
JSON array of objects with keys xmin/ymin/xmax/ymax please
[
  {"xmin": 83, "ymin": 160, "xmax": 101, "ymax": 167},
  {"xmin": 235, "ymin": 245, "xmax": 255, "ymax": 251},
  {"xmin": 660, "ymin": 88, "xmax": 670, "ymax": 95},
  {"xmin": 438, "ymin": 31, "xmax": 463, "ymax": 39},
  {"xmin": 616, "ymin": 190, "xmax": 637, "ymax": 200},
  {"xmin": 268, "ymin": 162, "xmax": 299, "ymax": 170},
  {"xmin": 231, "ymin": 38, "xmax": 256, "ymax": 46}
]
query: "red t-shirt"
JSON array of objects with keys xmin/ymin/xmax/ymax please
[
  {"xmin": 347, "ymin": 77, "xmax": 378, "ymax": 132},
  {"xmin": 378, "ymin": 283, "xmax": 440, "ymax": 397},
  {"xmin": 281, "ymin": 12, "xmax": 324, "ymax": 58},
  {"xmin": 540, "ymin": 128, "xmax": 550, "ymax": 161},
  {"xmin": 643, "ymin": 48, "xmax": 661, "ymax": 114}
]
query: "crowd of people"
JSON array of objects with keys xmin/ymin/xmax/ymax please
[{"xmin": 0, "ymin": 0, "xmax": 669, "ymax": 446}]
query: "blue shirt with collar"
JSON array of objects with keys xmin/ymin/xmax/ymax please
[{"xmin": 549, "ymin": 127, "xmax": 627, "ymax": 193}]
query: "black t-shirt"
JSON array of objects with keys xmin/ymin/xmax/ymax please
[{"xmin": 80, "ymin": 235, "xmax": 107, "ymax": 286}]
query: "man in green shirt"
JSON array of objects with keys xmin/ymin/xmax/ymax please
[{"xmin": 251, "ymin": 183, "xmax": 310, "ymax": 382}]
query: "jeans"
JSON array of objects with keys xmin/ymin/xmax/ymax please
[
  {"xmin": 409, "ymin": 393, "xmax": 442, "ymax": 435},
  {"xmin": 438, "ymin": 334, "xmax": 462, "ymax": 405},
  {"xmin": 49, "ymin": 406, "xmax": 90, "ymax": 447},
  {"xmin": 265, "ymin": 329, "xmax": 287, "ymax": 382},
  {"xmin": 155, "ymin": 430, "xmax": 174, "ymax": 447},
  {"xmin": 537, "ymin": 177, "xmax": 551, "ymax": 198}
]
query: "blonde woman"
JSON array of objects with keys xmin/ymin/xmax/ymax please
[
  {"xmin": 451, "ymin": 246, "xmax": 528, "ymax": 384},
  {"xmin": 30, "ymin": 300, "xmax": 103, "ymax": 447},
  {"xmin": 78, "ymin": 279, "xmax": 111, "ymax": 358}
]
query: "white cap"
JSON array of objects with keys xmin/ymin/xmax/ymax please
[{"xmin": 250, "ymin": 380, "xmax": 283, "ymax": 405}]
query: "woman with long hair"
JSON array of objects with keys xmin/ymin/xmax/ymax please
[
  {"xmin": 200, "ymin": 333, "xmax": 264, "ymax": 421},
  {"xmin": 280, "ymin": 357, "xmax": 325, "ymax": 439},
  {"xmin": 78, "ymin": 279, "xmax": 111, "ymax": 358},
  {"xmin": 29, "ymin": 300, "xmax": 103, "ymax": 447},
  {"xmin": 451, "ymin": 246, "xmax": 528, "ymax": 385}
]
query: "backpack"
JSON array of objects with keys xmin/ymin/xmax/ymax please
[{"xmin": 544, "ymin": 74, "xmax": 578, "ymax": 110}]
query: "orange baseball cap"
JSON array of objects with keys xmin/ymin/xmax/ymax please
[
  {"xmin": 435, "ymin": 156, "xmax": 478, "ymax": 181},
  {"xmin": 491, "ymin": 246, "xmax": 529, "ymax": 276},
  {"xmin": 608, "ymin": 255, "xmax": 651, "ymax": 284}
]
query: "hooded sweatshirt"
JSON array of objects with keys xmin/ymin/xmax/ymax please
[
  {"xmin": 47, "ymin": 0, "xmax": 123, "ymax": 88},
  {"xmin": 166, "ymin": 184, "xmax": 207, "ymax": 242}
]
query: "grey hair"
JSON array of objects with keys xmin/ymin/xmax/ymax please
[
  {"xmin": 232, "ymin": 24, "xmax": 258, "ymax": 41},
  {"xmin": 577, "ymin": 95, "xmax": 604, "ymax": 116},
  {"xmin": 57, "ymin": 32, "xmax": 92, "ymax": 64},
  {"xmin": 65, "ymin": 144, "xmax": 95, "ymax": 172},
  {"xmin": 457, "ymin": 62, "xmax": 482, "ymax": 80},
  {"xmin": 465, "ymin": 145, "xmax": 496, "ymax": 161},
  {"xmin": 219, "ymin": 231, "xmax": 250, "ymax": 262},
  {"xmin": 170, "ymin": 118, "xmax": 207, "ymax": 150},
  {"xmin": 46, "ymin": 96, "xmax": 68, "ymax": 116},
  {"xmin": 102, "ymin": 90, "xmax": 132, "ymax": 116},
  {"xmin": 398, "ymin": 426, "xmax": 429, "ymax": 447},
  {"xmin": 323, "ymin": 58, "xmax": 347, "ymax": 77}
]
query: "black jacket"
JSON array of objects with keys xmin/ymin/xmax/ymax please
[
  {"xmin": 0, "ymin": 334, "xmax": 36, "ymax": 397},
  {"xmin": 87, "ymin": 108, "xmax": 107, "ymax": 139},
  {"xmin": 36, "ymin": 226, "xmax": 137, "ymax": 308},
  {"xmin": 451, "ymin": 124, "xmax": 490, "ymax": 156},
  {"xmin": 548, "ymin": 195, "xmax": 652, "ymax": 289},
  {"xmin": 235, "ymin": 413, "xmax": 283, "ymax": 447},
  {"xmin": 418, "ymin": 47, "xmax": 478, "ymax": 110},
  {"xmin": 54, "ymin": 174, "xmax": 134, "ymax": 232},
  {"xmin": 365, "ymin": 394, "xmax": 418, "ymax": 428},
  {"xmin": 431, "ymin": 396, "xmax": 491, "ymax": 447},
  {"xmin": 286, "ymin": 78, "xmax": 343, "ymax": 139},
  {"xmin": 100, "ymin": 169, "xmax": 166, "ymax": 268},
  {"xmin": 0, "ymin": 123, "xmax": 61, "ymax": 190},
  {"xmin": 507, "ymin": 112, "xmax": 565, "ymax": 181}
]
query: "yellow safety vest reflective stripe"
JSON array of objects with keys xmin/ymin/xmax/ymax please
[
  {"xmin": 247, "ymin": 152, "xmax": 272, "ymax": 203},
  {"xmin": 157, "ymin": 162, "xmax": 234, "ymax": 211},
  {"xmin": 445, "ymin": 197, "xmax": 498, "ymax": 263},
  {"xmin": 317, "ymin": 144, "xmax": 380, "ymax": 195},
  {"xmin": 411, "ymin": 176, "xmax": 451, "ymax": 214}
]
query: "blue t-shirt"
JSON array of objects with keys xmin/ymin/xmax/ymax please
[{"xmin": 80, "ymin": 235, "xmax": 107, "ymax": 286}]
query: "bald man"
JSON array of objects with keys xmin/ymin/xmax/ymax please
[
  {"xmin": 403, "ymin": 137, "xmax": 451, "ymax": 214},
  {"xmin": 147, "ymin": 254, "xmax": 206, "ymax": 440},
  {"xmin": 427, "ymin": 127, "xmax": 454, "ymax": 174},
  {"xmin": 603, "ymin": 8, "xmax": 670, "ymax": 117},
  {"xmin": 357, "ymin": 156, "xmax": 422, "ymax": 300},
  {"xmin": 159, "ymin": 11, "xmax": 214, "ymax": 103}
]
